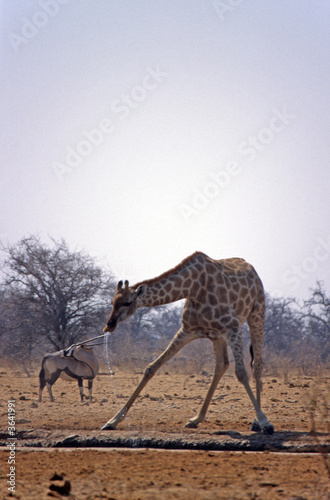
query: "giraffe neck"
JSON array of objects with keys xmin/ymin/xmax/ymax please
[{"xmin": 135, "ymin": 258, "xmax": 200, "ymax": 307}]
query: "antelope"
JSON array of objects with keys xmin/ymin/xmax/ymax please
[{"xmin": 39, "ymin": 344, "xmax": 99, "ymax": 403}]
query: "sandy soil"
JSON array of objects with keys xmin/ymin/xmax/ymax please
[{"xmin": 0, "ymin": 366, "xmax": 329, "ymax": 499}]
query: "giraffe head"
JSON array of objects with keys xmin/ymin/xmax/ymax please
[{"xmin": 103, "ymin": 280, "xmax": 145, "ymax": 332}]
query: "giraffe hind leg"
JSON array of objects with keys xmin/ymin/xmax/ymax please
[
  {"xmin": 247, "ymin": 308, "xmax": 274, "ymax": 434},
  {"xmin": 250, "ymin": 338, "xmax": 264, "ymax": 432},
  {"xmin": 247, "ymin": 316, "xmax": 274, "ymax": 434},
  {"xmin": 185, "ymin": 337, "xmax": 229, "ymax": 428},
  {"xmin": 228, "ymin": 326, "xmax": 274, "ymax": 435}
]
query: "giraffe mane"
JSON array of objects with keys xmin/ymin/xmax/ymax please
[{"xmin": 133, "ymin": 251, "xmax": 205, "ymax": 288}]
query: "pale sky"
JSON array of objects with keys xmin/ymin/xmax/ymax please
[{"xmin": 1, "ymin": 0, "xmax": 330, "ymax": 300}]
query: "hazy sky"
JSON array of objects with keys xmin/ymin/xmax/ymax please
[{"xmin": 1, "ymin": 0, "xmax": 330, "ymax": 300}]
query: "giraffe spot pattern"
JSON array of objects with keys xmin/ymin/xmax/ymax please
[
  {"xmin": 208, "ymin": 293, "xmax": 218, "ymax": 307},
  {"xmin": 105, "ymin": 251, "xmax": 271, "ymax": 434},
  {"xmin": 131, "ymin": 252, "xmax": 265, "ymax": 341}
]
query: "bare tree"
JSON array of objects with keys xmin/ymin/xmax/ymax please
[
  {"xmin": 263, "ymin": 294, "xmax": 302, "ymax": 353},
  {"xmin": 301, "ymin": 282, "xmax": 330, "ymax": 362},
  {"xmin": 0, "ymin": 285, "xmax": 42, "ymax": 373},
  {"xmin": 1, "ymin": 236, "xmax": 115, "ymax": 353}
]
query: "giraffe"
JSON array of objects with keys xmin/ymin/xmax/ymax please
[{"xmin": 102, "ymin": 251, "xmax": 274, "ymax": 435}]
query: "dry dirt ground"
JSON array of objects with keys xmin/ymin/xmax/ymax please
[{"xmin": 0, "ymin": 365, "xmax": 329, "ymax": 499}]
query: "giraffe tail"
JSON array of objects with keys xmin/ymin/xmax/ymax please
[{"xmin": 249, "ymin": 344, "xmax": 254, "ymax": 368}]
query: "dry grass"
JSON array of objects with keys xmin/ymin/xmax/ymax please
[{"xmin": 308, "ymin": 380, "xmax": 330, "ymax": 480}]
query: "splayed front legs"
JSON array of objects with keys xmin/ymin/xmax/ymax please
[
  {"xmin": 101, "ymin": 325, "xmax": 274, "ymax": 434},
  {"xmin": 102, "ymin": 328, "xmax": 194, "ymax": 430}
]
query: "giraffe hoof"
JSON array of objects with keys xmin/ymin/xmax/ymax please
[
  {"xmin": 101, "ymin": 422, "xmax": 116, "ymax": 431},
  {"xmin": 251, "ymin": 421, "xmax": 261, "ymax": 432},
  {"xmin": 262, "ymin": 424, "xmax": 274, "ymax": 435},
  {"xmin": 184, "ymin": 420, "xmax": 198, "ymax": 429}
]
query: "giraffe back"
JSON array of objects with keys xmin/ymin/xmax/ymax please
[{"xmin": 181, "ymin": 253, "xmax": 265, "ymax": 333}]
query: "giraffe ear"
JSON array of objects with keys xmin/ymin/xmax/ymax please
[{"xmin": 135, "ymin": 284, "xmax": 146, "ymax": 297}]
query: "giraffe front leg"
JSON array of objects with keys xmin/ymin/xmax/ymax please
[
  {"xmin": 185, "ymin": 338, "xmax": 229, "ymax": 428},
  {"xmin": 102, "ymin": 328, "xmax": 193, "ymax": 430},
  {"xmin": 101, "ymin": 372, "xmax": 151, "ymax": 430}
]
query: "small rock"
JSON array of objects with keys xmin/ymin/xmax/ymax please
[{"xmin": 16, "ymin": 418, "xmax": 31, "ymax": 424}]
